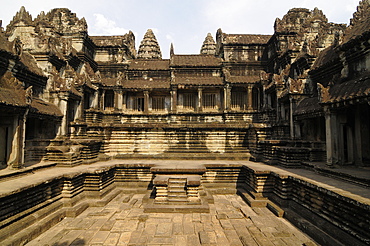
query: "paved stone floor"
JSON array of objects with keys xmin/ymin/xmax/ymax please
[{"xmin": 26, "ymin": 192, "xmax": 316, "ymax": 246}]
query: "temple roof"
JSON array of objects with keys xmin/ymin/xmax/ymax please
[
  {"xmin": 323, "ymin": 73, "xmax": 370, "ymax": 104},
  {"xmin": 122, "ymin": 79, "xmax": 170, "ymax": 89},
  {"xmin": 172, "ymin": 76, "xmax": 223, "ymax": 86},
  {"xmin": 91, "ymin": 35, "xmax": 130, "ymax": 46},
  {"xmin": 6, "ymin": 6, "xmax": 33, "ymax": 31},
  {"xmin": 30, "ymin": 98, "xmax": 63, "ymax": 117},
  {"xmin": 228, "ymin": 75, "xmax": 261, "ymax": 84},
  {"xmin": 0, "ymin": 31, "xmax": 15, "ymax": 54},
  {"xmin": 294, "ymin": 97, "xmax": 322, "ymax": 116},
  {"xmin": 171, "ymin": 55, "xmax": 222, "ymax": 67},
  {"xmin": 0, "ymin": 88, "xmax": 27, "ymax": 107},
  {"xmin": 310, "ymin": 45, "xmax": 340, "ymax": 70},
  {"xmin": 137, "ymin": 29, "xmax": 162, "ymax": 59},
  {"xmin": 19, "ymin": 51, "xmax": 45, "ymax": 77},
  {"xmin": 129, "ymin": 59, "xmax": 169, "ymax": 70},
  {"xmin": 342, "ymin": 0, "xmax": 370, "ymax": 44},
  {"xmin": 223, "ymin": 34, "xmax": 271, "ymax": 45}
]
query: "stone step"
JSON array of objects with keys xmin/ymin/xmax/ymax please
[
  {"xmin": 168, "ymin": 194, "xmax": 188, "ymax": 199},
  {"xmin": 168, "ymin": 177, "xmax": 187, "ymax": 181},
  {"xmin": 168, "ymin": 180, "xmax": 186, "ymax": 185},
  {"xmin": 266, "ymin": 201, "xmax": 285, "ymax": 217},
  {"xmin": 237, "ymin": 188, "xmax": 268, "ymax": 207},
  {"xmin": 167, "ymin": 198, "xmax": 189, "ymax": 203},
  {"xmin": 115, "ymin": 154, "xmax": 251, "ymax": 160},
  {"xmin": 168, "ymin": 186, "xmax": 186, "ymax": 193}
]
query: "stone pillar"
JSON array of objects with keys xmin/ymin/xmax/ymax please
[
  {"xmin": 8, "ymin": 109, "xmax": 28, "ymax": 169},
  {"xmin": 224, "ymin": 84, "xmax": 231, "ymax": 112},
  {"xmin": 58, "ymin": 97, "xmax": 69, "ymax": 136},
  {"xmin": 92, "ymin": 90, "xmax": 99, "ymax": 109},
  {"xmin": 116, "ymin": 90, "xmax": 123, "ymax": 110},
  {"xmin": 247, "ymin": 84, "xmax": 253, "ymax": 110},
  {"xmin": 289, "ymin": 97, "xmax": 295, "ymax": 139},
  {"xmin": 325, "ymin": 108, "xmax": 338, "ymax": 165},
  {"xmin": 75, "ymin": 99, "xmax": 83, "ymax": 120},
  {"xmin": 197, "ymin": 88, "xmax": 203, "ymax": 112},
  {"xmin": 346, "ymin": 126, "xmax": 354, "ymax": 164},
  {"xmin": 216, "ymin": 90, "xmax": 222, "ymax": 111},
  {"xmin": 354, "ymin": 106, "xmax": 363, "ymax": 165},
  {"xmin": 171, "ymin": 88, "xmax": 177, "ymax": 113},
  {"xmin": 122, "ymin": 92, "xmax": 127, "ymax": 110},
  {"xmin": 144, "ymin": 90, "xmax": 149, "ymax": 113},
  {"xmin": 294, "ymin": 123, "xmax": 301, "ymax": 139},
  {"xmin": 101, "ymin": 91, "xmax": 105, "ymax": 110}
]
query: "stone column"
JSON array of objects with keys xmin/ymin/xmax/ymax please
[
  {"xmin": 325, "ymin": 107, "xmax": 338, "ymax": 165},
  {"xmin": 197, "ymin": 87, "xmax": 203, "ymax": 112},
  {"xmin": 247, "ymin": 84, "xmax": 253, "ymax": 110},
  {"xmin": 224, "ymin": 84, "xmax": 231, "ymax": 112},
  {"xmin": 171, "ymin": 88, "xmax": 177, "ymax": 113},
  {"xmin": 144, "ymin": 90, "xmax": 149, "ymax": 113}
]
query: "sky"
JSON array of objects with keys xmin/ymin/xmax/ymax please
[{"xmin": 0, "ymin": 0, "xmax": 360, "ymax": 58}]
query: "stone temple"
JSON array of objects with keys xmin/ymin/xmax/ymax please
[{"xmin": 0, "ymin": 2, "xmax": 369, "ymax": 245}]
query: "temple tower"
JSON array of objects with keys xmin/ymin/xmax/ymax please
[
  {"xmin": 200, "ymin": 33, "xmax": 216, "ymax": 55},
  {"xmin": 137, "ymin": 29, "xmax": 162, "ymax": 59}
]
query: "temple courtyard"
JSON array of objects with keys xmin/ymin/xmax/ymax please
[
  {"xmin": 26, "ymin": 193, "xmax": 314, "ymax": 246},
  {"xmin": 1, "ymin": 160, "xmax": 369, "ymax": 245}
]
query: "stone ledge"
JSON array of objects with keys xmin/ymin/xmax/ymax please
[
  {"xmin": 143, "ymin": 193, "xmax": 210, "ymax": 213},
  {"xmin": 150, "ymin": 165, "xmax": 207, "ymax": 174}
]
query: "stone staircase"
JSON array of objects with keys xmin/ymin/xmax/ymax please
[
  {"xmin": 167, "ymin": 177, "xmax": 188, "ymax": 204},
  {"xmin": 144, "ymin": 164, "xmax": 211, "ymax": 213}
]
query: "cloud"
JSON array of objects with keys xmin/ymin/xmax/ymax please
[
  {"xmin": 91, "ymin": 13, "xmax": 129, "ymax": 35},
  {"xmin": 166, "ymin": 34, "xmax": 174, "ymax": 43},
  {"xmin": 203, "ymin": 0, "xmax": 253, "ymax": 29}
]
